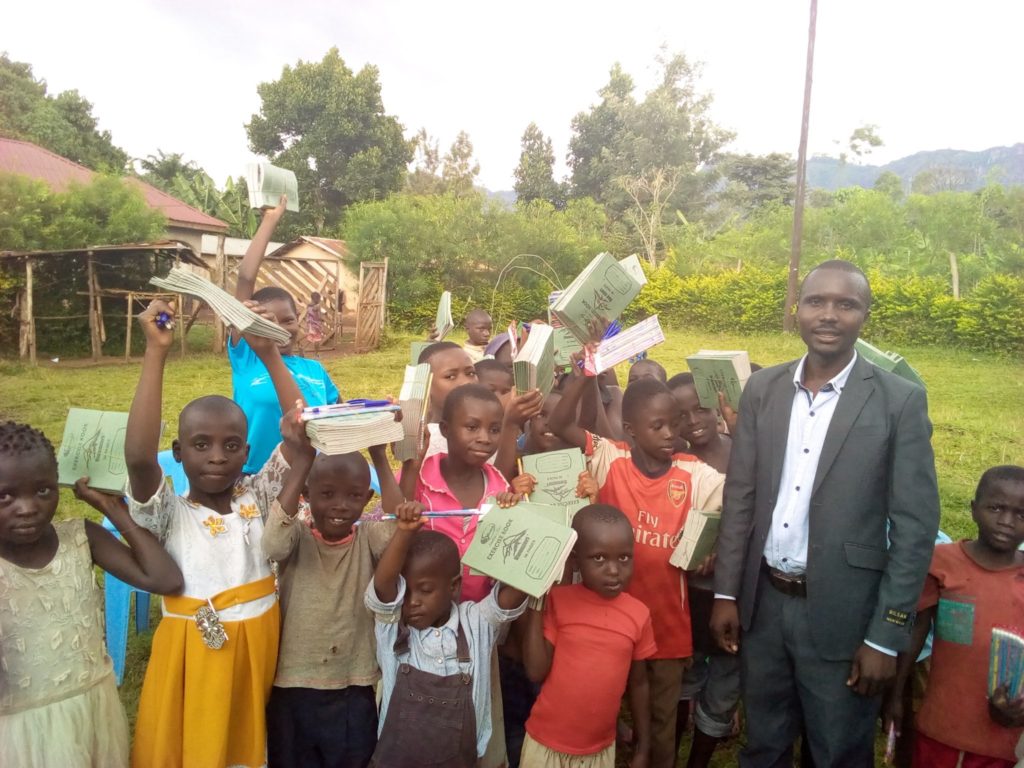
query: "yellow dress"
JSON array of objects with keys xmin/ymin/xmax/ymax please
[
  {"xmin": 128, "ymin": 449, "xmax": 289, "ymax": 768},
  {"xmin": 0, "ymin": 519, "xmax": 130, "ymax": 768}
]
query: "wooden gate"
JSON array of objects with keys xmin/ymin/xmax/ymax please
[{"xmin": 355, "ymin": 259, "xmax": 388, "ymax": 352}]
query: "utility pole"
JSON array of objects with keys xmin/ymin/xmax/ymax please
[{"xmin": 783, "ymin": 0, "xmax": 818, "ymax": 332}]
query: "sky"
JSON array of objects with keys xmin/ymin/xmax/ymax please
[{"xmin": 5, "ymin": 0, "xmax": 1023, "ymax": 191}]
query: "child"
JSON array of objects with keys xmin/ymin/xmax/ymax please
[
  {"xmin": 885, "ymin": 465, "xmax": 1024, "ymax": 767},
  {"xmin": 521, "ymin": 504, "xmax": 656, "ymax": 767},
  {"xmin": 124, "ymin": 300, "xmax": 308, "ymax": 768},
  {"xmin": 667, "ymin": 373, "xmax": 730, "ymax": 473},
  {"xmin": 627, "ymin": 358, "xmax": 667, "ymax": 385},
  {"xmin": 303, "ymin": 290, "xmax": 325, "ymax": 356},
  {"xmin": 231, "ymin": 196, "xmax": 340, "ymax": 474},
  {"xmin": 476, "ymin": 358, "xmax": 514, "ymax": 411},
  {"xmin": 0, "ymin": 422, "xmax": 183, "ymax": 768},
  {"xmin": 550, "ymin": 372, "xmax": 725, "ymax": 768},
  {"xmin": 464, "ymin": 308, "xmax": 493, "ymax": 363},
  {"xmin": 365, "ymin": 501, "xmax": 528, "ymax": 767},
  {"xmin": 263, "ymin": 440, "xmax": 401, "ymax": 768}
]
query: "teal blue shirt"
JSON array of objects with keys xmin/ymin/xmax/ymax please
[{"xmin": 228, "ymin": 337, "xmax": 339, "ymax": 473}]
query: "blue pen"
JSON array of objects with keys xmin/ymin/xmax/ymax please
[{"xmin": 156, "ymin": 311, "xmax": 175, "ymax": 330}]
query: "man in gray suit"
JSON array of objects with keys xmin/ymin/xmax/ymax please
[{"xmin": 710, "ymin": 260, "xmax": 940, "ymax": 766}]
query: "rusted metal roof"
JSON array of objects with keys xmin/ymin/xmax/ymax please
[
  {"xmin": 0, "ymin": 240, "xmax": 208, "ymax": 268},
  {"xmin": 0, "ymin": 138, "xmax": 228, "ymax": 233}
]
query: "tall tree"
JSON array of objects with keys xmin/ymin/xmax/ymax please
[
  {"xmin": 514, "ymin": 123, "xmax": 562, "ymax": 206},
  {"xmin": 441, "ymin": 131, "xmax": 480, "ymax": 196},
  {"xmin": 873, "ymin": 170, "xmax": 904, "ymax": 202},
  {"xmin": 715, "ymin": 152, "xmax": 797, "ymax": 218},
  {"xmin": 246, "ymin": 48, "xmax": 412, "ymax": 234},
  {"xmin": 0, "ymin": 53, "xmax": 128, "ymax": 171},
  {"xmin": 407, "ymin": 128, "xmax": 443, "ymax": 195},
  {"xmin": 137, "ymin": 150, "xmax": 205, "ymax": 193}
]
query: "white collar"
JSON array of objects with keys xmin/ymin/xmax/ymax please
[{"xmin": 792, "ymin": 351, "xmax": 858, "ymax": 394}]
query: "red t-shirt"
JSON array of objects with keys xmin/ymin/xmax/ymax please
[
  {"xmin": 525, "ymin": 584, "xmax": 657, "ymax": 755},
  {"xmin": 586, "ymin": 434, "xmax": 725, "ymax": 659},
  {"xmin": 916, "ymin": 542, "xmax": 1024, "ymax": 761}
]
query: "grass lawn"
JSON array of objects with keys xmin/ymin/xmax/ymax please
[{"xmin": 1, "ymin": 328, "xmax": 1021, "ymax": 765}]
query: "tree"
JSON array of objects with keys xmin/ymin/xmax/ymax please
[
  {"xmin": 441, "ymin": 131, "xmax": 480, "ymax": 196},
  {"xmin": 619, "ymin": 168, "xmax": 682, "ymax": 263},
  {"xmin": 406, "ymin": 128, "xmax": 443, "ymax": 195},
  {"xmin": 873, "ymin": 170, "xmax": 904, "ymax": 202},
  {"xmin": 0, "ymin": 53, "xmax": 128, "ymax": 171},
  {"xmin": 137, "ymin": 150, "xmax": 205, "ymax": 193},
  {"xmin": 715, "ymin": 152, "xmax": 797, "ymax": 217},
  {"xmin": 514, "ymin": 123, "xmax": 563, "ymax": 206},
  {"xmin": 245, "ymin": 48, "xmax": 412, "ymax": 234},
  {"xmin": 567, "ymin": 51, "xmax": 733, "ymax": 221}
]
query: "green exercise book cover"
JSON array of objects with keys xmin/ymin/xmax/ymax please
[
  {"xmin": 56, "ymin": 408, "xmax": 130, "ymax": 493},
  {"xmin": 686, "ymin": 350, "xmax": 752, "ymax": 410},
  {"xmin": 547, "ymin": 290, "xmax": 582, "ymax": 369},
  {"xmin": 463, "ymin": 502, "xmax": 578, "ymax": 598},
  {"xmin": 550, "ymin": 252, "xmax": 643, "ymax": 344},
  {"xmin": 245, "ymin": 162, "xmax": 300, "ymax": 212},
  {"xmin": 521, "ymin": 448, "xmax": 587, "ymax": 513},
  {"xmin": 513, "ymin": 324, "xmax": 556, "ymax": 396},
  {"xmin": 854, "ymin": 339, "xmax": 926, "ymax": 389},
  {"xmin": 669, "ymin": 510, "xmax": 721, "ymax": 571},
  {"xmin": 409, "ymin": 341, "xmax": 432, "ymax": 366}
]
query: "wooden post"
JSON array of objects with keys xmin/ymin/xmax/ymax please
[
  {"xmin": 783, "ymin": 0, "xmax": 818, "ymax": 332},
  {"xmin": 19, "ymin": 258, "xmax": 36, "ymax": 364},
  {"xmin": 213, "ymin": 234, "xmax": 227, "ymax": 352},
  {"xmin": 86, "ymin": 254, "xmax": 101, "ymax": 361},
  {"xmin": 179, "ymin": 293, "xmax": 187, "ymax": 358},
  {"xmin": 125, "ymin": 293, "xmax": 133, "ymax": 361}
]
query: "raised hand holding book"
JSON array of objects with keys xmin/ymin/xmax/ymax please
[
  {"xmin": 686, "ymin": 350, "xmax": 752, "ymax": 410},
  {"xmin": 435, "ymin": 291, "xmax": 454, "ymax": 341},
  {"xmin": 394, "ymin": 364, "xmax": 432, "ymax": 462},
  {"xmin": 246, "ymin": 162, "xmax": 300, "ymax": 212},
  {"xmin": 57, "ymin": 409, "xmax": 130, "ymax": 493},
  {"xmin": 521, "ymin": 448, "xmax": 588, "ymax": 514},
  {"xmin": 513, "ymin": 323, "xmax": 556, "ymax": 396},
  {"xmin": 550, "ymin": 252, "xmax": 644, "ymax": 344}
]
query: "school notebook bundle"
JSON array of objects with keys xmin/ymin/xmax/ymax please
[
  {"xmin": 301, "ymin": 402, "xmax": 404, "ymax": 455},
  {"xmin": 245, "ymin": 162, "xmax": 300, "ymax": 212},
  {"xmin": 550, "ymin": 252, "xmax": 644, "ymax": 344},
  {"xmin": 150, "ymin": 268, "xmax": 292, "ymax": 345},
  {"xmin": 669, "ymin": 510, "xmax": 722, "ymax": 571},
  {"xmin": 521, "ymin": 447, "xmax": 588, "ymax": 516},
  {"xmin": 583, "ymin": 315, "xmax": 665, "ymax": 375},
  {"xmin": 686, "ymin": 350, "xmax": 752, "ymax": 410},
  {"xmin": 854, "ymin": 339, "xmax": 926, "ymax": 389},
  {"xmin": 462, "ymin": 502, "xmax": 578, "ymax": 599},
  {"xmin": 434, "ymin": 291, "xmax": 454, "ymax": 340},
  {"xmin": 513, "ymin": 323, "xmax": 556, "ymax": 396},
  {"xmin": 988, "ymin": 627, "xmax": 1024, "ymax": 701},
  {"xmin": 547, "ymin": 290, "xmax": 583, "ymax": 369},
  {"xmin": 394, "ymin": 364, "xmax": 432, "ymax": 461}
]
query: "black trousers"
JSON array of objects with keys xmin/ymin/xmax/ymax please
[
  {"xmin": 739, "ymin": 572, "xmax": 880, "ymax": 768},
  {"xmin": 267, "ymin": 685, "xmax": 378, "ymax": 768}
]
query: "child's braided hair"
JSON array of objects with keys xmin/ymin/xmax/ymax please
[{"xmin": 0, "ymin": 421, "xmax": 57, "ymax": 463}]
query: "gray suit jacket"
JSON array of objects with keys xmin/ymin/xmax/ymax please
[{"xmin": 713, "ymin": 355, "xmax": 940, "ymax": 660}]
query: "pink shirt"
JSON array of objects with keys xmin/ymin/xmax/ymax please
[{"xmin": 414, "ymin": 453, "xmax": 510, "ymax": 602}]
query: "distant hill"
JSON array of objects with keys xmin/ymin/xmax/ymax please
[{"xmin": 807, "ymin": 143, "xmax": 1024, "ymax": 191}]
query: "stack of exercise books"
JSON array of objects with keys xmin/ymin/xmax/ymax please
[
  {"xmin": 521, "ymin": 447, "xmax": 588, "ymax": 517},
  {"xmin": 57, "ymin": 408, "xmax": 130, "ymax": 493},
  {"xmin": 669, "ymin": 510, "xmax": 722, "ymax": 571},
  {"xmin": 547, "ymin": 291, "xmax": 582, "ymax": 369},
  {"xmin": 686, "ymin": 350, "xmax": 752, "ymax": 410},
  {"xmin": 513, "ymin": 323, "xmax": 556, "ymax": 396},
  {"xmin": 855, "ymin": 339, "xmax": 926, "ymax": 389},
  {"xmin": 394, "ymin": 364, "xmax": 432, "ymax": 461},
  {"xmin": 301, "ymin": 402, "xmax": 403, "ymax": 455},
  {"xmin": 583, "ymin": 315, "xmax": 665, "ymax": 375},
  {"xmin": 245, "ymin": 162, "xmax": 300, "ymax": 212},
  {"xmin": 434, "ymin": 291, "xmax": 454, "ymax": 340},
  {"xmin": 150, "ymin": 269, "xmax": 291, "ymax": 345},
  {"xmin": 550, "ymin": 252, "xmax": 644, "ymax": 344},
  {"xmin": 988, "ymin": 627, "xmax": 1024, "ymax": 701},
  {"xmin": 618, "ymin": 254, "xmax": 648, "ymax": 286},
  {"xmin": 462, "ymin": 501, "xmax": 578, "ymax": 599}
]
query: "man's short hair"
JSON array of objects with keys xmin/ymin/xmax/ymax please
[{"xmin": 801, "ymin": 259, "xmax": 872, "ymax": 309}]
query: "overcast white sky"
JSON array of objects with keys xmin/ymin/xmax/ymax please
[{"xmin": 6, "ymin": 0, "xmax": 1023, "ymax": 190}]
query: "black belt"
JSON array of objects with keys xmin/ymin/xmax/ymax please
[{"xmin": 761, "ymin": 559, "xmax": 807, "ymax": 598}]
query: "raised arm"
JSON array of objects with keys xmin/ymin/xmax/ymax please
[
  {"xmin": 548, "ymin": 372, "xmax": 589, "ymax": 450},
  {"xmin": 125, "ymin": 300, "xmax": 175, "ymax": 502},
  {"xmin": 494, "ymin": 389, "xmax": 543, "ymax": 481},
  {"xmin": 76, "ymin": 480, "xmax": 184, "ymax": 595},
  {"xmin": 232, "ymin": 196, "xmax": 286, "ymax": 343},
  {"xmin": 373, "ymin": 501, "xmax": 425, "ymax": 604},
  {"xmin": 241, "ymin": 314, "xmax": 305, "ymax": 464},
  {"xmin": 369, "ymin": 443, "xmax": 404, "ymax": 516}
]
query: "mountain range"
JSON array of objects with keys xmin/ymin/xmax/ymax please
[{"xmin": 806, "ymin": 143, "xmax": 1024, "ymax": 191}]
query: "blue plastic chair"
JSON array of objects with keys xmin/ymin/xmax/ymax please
[{"xmin": 103, "ymin": 450, "xmax": 187, "ymax": 685}]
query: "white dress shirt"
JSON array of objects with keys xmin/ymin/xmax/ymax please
[{"xmin": 764, "ymin": 352, "xmax": 857, "ymax": 573}]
